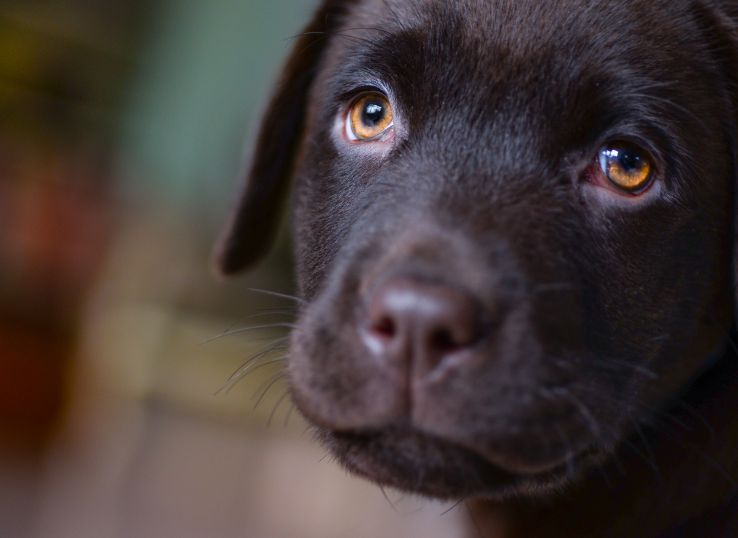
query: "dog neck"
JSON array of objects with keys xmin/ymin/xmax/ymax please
[{"xmin": 468, "ymin": 338, "xmax": 738, "ymax": 538}]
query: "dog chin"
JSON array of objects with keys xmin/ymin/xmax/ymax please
[{"xmin": 316, "ymin": 426, "xmax": 592, "ymax": 500}]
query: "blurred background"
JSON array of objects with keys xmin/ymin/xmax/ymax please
[{"xmin": 0, "ymin": 1, "xmax": 463, "ymax": 537}]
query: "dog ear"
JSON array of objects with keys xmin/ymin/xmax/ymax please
[
  {"xmin": 214, "ymin": 1, "xmax": 348, "ymax": 275},
  {"xmin": 699, "ymin": 2, "xmax": 738, "ymax": 286},
  {"xmin": 701, "ymin": 3, "xmax": 738, "ymax": 124}
]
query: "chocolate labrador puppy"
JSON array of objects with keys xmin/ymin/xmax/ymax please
[{"xmin": 216, "ymin": 0, "xmax": 738, "ymax": 536}]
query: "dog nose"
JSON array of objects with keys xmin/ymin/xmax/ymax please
[{"xmin": 363, "ymin": 277, "xmax": 481, "ymax": 375}]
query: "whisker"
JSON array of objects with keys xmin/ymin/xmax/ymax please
[
  {"xmin": 632, "ymin": 421, "xmax": 659, "ymax": 476},
  {"xmin": 267, "ymin": 390, "xmax": 292, "ymax": 428},
  {"xmin": 216, "ymin": 338, "xmax": 289, "ymax": 394},
  {"xmin": 218, "ymin": 356, "xmax": 287, "ymax": 395},
  {"xmin": 340, "ymin": 25, "xmax": 394, "ymax": 38},
  {"xmin": 284, "ymin": 403, "xmax": 297, "ymax": 428},
  {"xmin": 248, "ymin": 307, "xmax": 299, "ymax": 317},
  {"xmin": 440, "ymin": 499, "xmax": 464, "ymax": 516},
  {"xmin": 231, "ymin": 336, "xmax": 288, "ymax": 371},
  {"xmin": 285, "ymin": 30, "xmax": 324, "ymax": 42},
  {"xmin": 595, "ymin": 357, "xmax": 658, "ymax": 381},
  {"xmin": 201, "ymin": 311, "xmax": 296, "ymax": 346},
  {"xmin": 557, "ymin": 389, "xmax": 606, "ymax": 446},
  {"xmin": 248, "ymin": 287, "xmax": 306, "ymax": 305},
  {"xmin": 201, "ymin": 322, "xmax": 297, "ymax": 345},
  {"xmin": 644, "ymin": 415, "xmax": 738, "ymax": 489},
  {"xmin": 379, "ymin": 486, "xmax": 397, "ymax": 512},
  {"xmin": 551, "ymin": 355, "xmax": 658, "ymax": 381},
  {"xmin": 620, "ymin": 431, "xmax": 661, "ymax": 476},
  {"xmin": 202, "ymin": 323, "xmax": 239, "ymax": 346},
  {"xmin": 647, "ymin": 406, "xmax": 696, "ymax": 433},
  {"xmin": 672, "ymin": 399, "xmax": 715, "ymax": 436},
  {"xmin": 253, "ymin": 372, "xmax": 287, "ymax": 410}
]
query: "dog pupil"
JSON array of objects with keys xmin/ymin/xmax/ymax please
[
  {"xmin": 362, "ymin": 101, "xmax": 385, "ymax": 126},
  {"xmin": 618, "ymin": 150, "xmax": 642, "ymax": 173}
]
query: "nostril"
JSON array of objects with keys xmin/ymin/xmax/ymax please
[
  {"xmin": 362, "ymin": 276, "xmax": 484, "ymax": 373},
  {"xmin": 372, "ymin": 315, "xmax": 397, "ymax": 340},
  {"xmin": 429, "ymin": 328, "xmax": 459, "ymax": 353}
]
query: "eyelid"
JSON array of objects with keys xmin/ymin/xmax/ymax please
[
  {"xmin": 337, "ymin": 83, "xmax": 388, "ymax": 104},
  {"xmin": 592, "ymin": 128, "xmax": 667, "ymax": 172}
]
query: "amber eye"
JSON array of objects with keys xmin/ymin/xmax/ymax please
[
  {"xmin": 346, "ymin": 92, "xmax": 394, "ymax": 141},
  {"xmin": 597, "ymin": 142, "xmax": 654, "ymax": 193}
]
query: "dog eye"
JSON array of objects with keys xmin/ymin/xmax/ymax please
[
  {"xmin": 346, "ymin": 92, "xmax": 394, "ymax": 141},
  {"xmin": 597, "ymin": 142, "xmax": 654, "ymax": 194}
]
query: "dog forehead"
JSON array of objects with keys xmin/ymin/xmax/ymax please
[
  {"xmin": 328, "ymin": 0, "xmax": 701, "ymax": 106},
  {"xmin": 348, "ymin": 0, "xmax": 686, "ymax": 44},
  {"xmin": 320, "ymin": 0, "xmax": 711, "ymax": 129}
]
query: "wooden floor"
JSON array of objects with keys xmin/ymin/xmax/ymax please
[{"xmin": 24, "ymin": 399, "xmax": 464, "ymax": 538}]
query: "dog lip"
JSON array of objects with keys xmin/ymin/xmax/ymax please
[
  {"xmin": 416, "ymin": 417, "xmax": 585, "ymax": 475},
  {"xmin": 329, "ymin": 422, "xmax": 588, "ymax": 480},
  {"xmin": 435, "ymin": 431, "xmax": 584, "ymax": 477},
  {"xmin": 327, "ymin": 427, "xmax": 518, "ymax": 497},
  {"xmin": 476, "ymin": 444, "xmax": 578, "ymax": 475},
  {"xmin": 321, "ymin": 425, "xmax": 600, "ymax": 499}
]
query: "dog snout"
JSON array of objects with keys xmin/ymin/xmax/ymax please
[{"xmin": 362, "ymin": 276, "xmax": 483, "ymax": 377}]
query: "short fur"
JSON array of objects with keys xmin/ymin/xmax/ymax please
[{"xmin": 217, "ymin": 1, "xmax": 738, "ymax": 536}]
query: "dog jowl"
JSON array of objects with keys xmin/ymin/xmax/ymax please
[{"xmin": 217, "ymin": 1, "xmax": 738, "ymax": 536}]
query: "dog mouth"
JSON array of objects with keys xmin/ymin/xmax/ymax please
[
  {"xmin": 289, "ymin": 299, "xmax": 611, "ymax": 498},
  {"xmin": 317, "ymin": 424, "xmax": 596, "ymax": 499},
  {"xmin": 288, "ymin": 241, "xmax": 621, "ymax": 498}
]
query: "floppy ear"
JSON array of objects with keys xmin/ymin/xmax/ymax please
[
  {"xmin": 693, "ymin": 2, "xmax": 738, "ymax": 123},
  {"xmin": 214, "ymin": 0, "xmax": 349, "ymax": 275},
  {"xmin": 701, "ymin": 2, "xmax": 738, "ymax": 283},
  {"xmin": 693, "ymin": 2, "xmax": 738, "ymax": 281}
]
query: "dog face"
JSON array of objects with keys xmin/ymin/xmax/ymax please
[{"xmin": 218, "ymin": 0, "xmax": 738, "ymax": 499}]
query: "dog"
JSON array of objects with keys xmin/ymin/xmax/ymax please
[{"xmin": 215, "ymin": 1, "xmax": 738, "ymax": 536}]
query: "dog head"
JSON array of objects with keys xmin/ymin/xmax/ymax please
[{"xmin": 217, "ymin": 0, "xmax": 738, "ymax": 499}]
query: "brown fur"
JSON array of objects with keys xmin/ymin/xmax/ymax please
[{"xmin": 218, "ymin": 1, "xmax": 738, "ymax": 536}]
